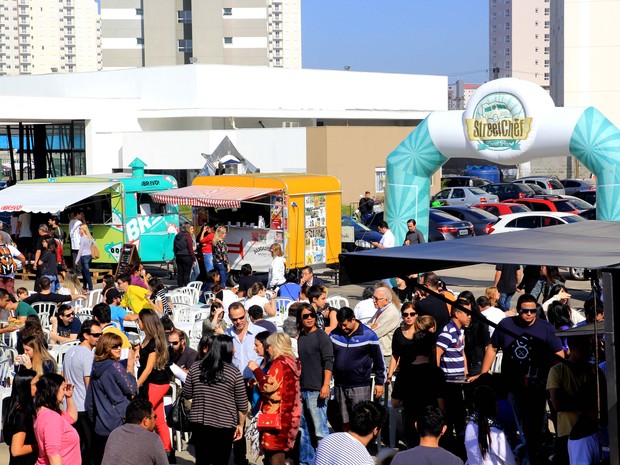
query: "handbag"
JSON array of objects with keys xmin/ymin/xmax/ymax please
[
  {"xmin": 90, "ymin": 240, "xmax": 100, "ymax": 259},
  {"xmin": 166, "ymin": 395, "xmax": 191, "ymax": 433},
  {"xmin": 256, "ymin": 412, "xmax": 282, "ymax": 432}
]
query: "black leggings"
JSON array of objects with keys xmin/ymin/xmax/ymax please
[
  {"xmin": 191, "ymin": 424, "xmax": 235, "ymax": 465},
  {"xmin": 176, "ymin": 255, "xmax": 194, "ymax": 287}
]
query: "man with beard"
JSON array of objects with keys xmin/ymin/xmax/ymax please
[{"xmin": 167, "ymin": 329, "xmax": 197, "ymax": 373}]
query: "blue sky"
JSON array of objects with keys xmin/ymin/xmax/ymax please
[{"xmin": 302, "ymin": 0, "xmax": 489, "ymax": 83}]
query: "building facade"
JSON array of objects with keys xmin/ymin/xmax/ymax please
[
  {"xmin": 489, "ymin": 0, "xmax": 550, "ymax": 90},
  {"xmin": 100, "ymin": 0, "xmax": 301, "ymax": 69},
  {"xmin": 0, "ymin": 0, "xmax": 101, "ymax": 76},
  {"xmin": 448, "ymin": 80, "xmax": 481, "ymax": 110}
]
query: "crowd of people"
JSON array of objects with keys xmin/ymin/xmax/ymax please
[{"xmin": 0, "ymin": 210, "xmax": 609, "ymax": 465}]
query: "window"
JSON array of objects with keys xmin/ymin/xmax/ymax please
[
  {"xmin": 492, "ymin": 25, "xmax": 497, "ymax": 32},
  {"xmin": 492, "ymin": 12, "xmax": 497, "ymax": 19},
  {"xmin": 137, "ymin": 38, "xmax": 143, "ymax": 45},
  {"xmin": 223, "ymin": 7, "xmax": 232, "ymax": 16},
  {"xmin": 544, "ymin": 72, "xmax": 550, "ymax": 80},
  {"xmin": 505, "ymin": 47, "xmax": 510, "ymax": 56},
  {"xmin": 535, "ymin": 21, "xmax": 539, "ymax": 26},
  {"xmin": 535, "ymin": 7, "xmax": 539, "ymax": 13},
  {"xmin": 505, "ymin": 35, "xmax": 510, "ymax": 43},
  {"xmin": 504, "ymin": 9, "xmax": 510, "ymax": 17},
  {"xmin": 375, "ymin": 168, "xmax": 386, "ymax": 193},
  {"xmin": 544, "ymin": 21, "xmax": 550, "ymax": 28},
  {"xmin": 544, "ymin": 33, "xmax": 550, "ymax": 41},
  {"xmin": 178, "ymin": 39, "xmax": 192, "ymax": 52},
  {"xmin": 492, "ymin": 37, "xmax": 497, "ymax": 45},
  {"xmin": 545, "ymin": 47, "xmax": 550, "ymax": 54},
  {"xmin": 544, "ymin": 60, "xmax": 550, "ymax": 67},
  {"xmin": 505, "ymin": 61, "xmax": 510, "ymax": 68},
  {"xmin": 535, "ymin": 60, "xmax": 539, "ymax": 65},
  {"xmin": 177, "ymin": 10, "xmax": 191, "ymax": 23},
  {"xmin": 535, "ymin": 33, "xmax": 539, "ymax": 39},
  {"xmin": 492, "ymin": 50, "xmax": 497, "ymax": 57},
  {"xmin": 535, "ymin": 47, "xmax": 539, "ymax": 53},
  {"xmin": 224, "ymin": 37, "xmax": 233, "ymax": 44},
  {"xmin": 136, "ymin": 8, "xmax": 143, "ymax": 15},
  {"xmin": 505, "ymin": 22, "xmax": 510, "ymax": 30},
  {"xmin": 545, "ymin": 8, "xmax": 550, "ymax": 15}
]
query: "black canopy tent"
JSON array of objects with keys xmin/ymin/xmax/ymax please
[{"xmin": 339, "ymin": 220, "xmax": 620, "ymax": 462}]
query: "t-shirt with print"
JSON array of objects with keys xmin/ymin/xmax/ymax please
[
  {"xmin": 436, "ymin": 319, "xmax": 466, "ymax": 380},
  {"xmin": 56, "ymin": 317, "xmax": 81, "ymax": 339},
  {"xmin": 491, "ymin": 316, "xmax": 563, "ymax": 388}
]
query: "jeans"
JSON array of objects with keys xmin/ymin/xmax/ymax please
[
  {"xmin": 215, "ymin": 262, "xmax": 228, "ymax": 287},
  {"xmin": 299, "ymin": 390, "xmax": 330, "ymax": 465},
  {"xmin": 190, "ymin": 260, "xmax": 200, "ymax": 282},
  {"xmin": 499, "ymin": 292, "xmax": 515, "ymax": 310},
  {"xmin": 80, "ymin": 255, "xmax": 93, "ymax": 291},
  {"xmin": 42, "ymin": 274, "xmax": 59, "ymax": 293},
  {"xmin": 203, "ymin": 253, "xmax": 214, "ymax": 272}
]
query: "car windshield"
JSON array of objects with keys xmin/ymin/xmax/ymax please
[
  {"xmin": 549, "ymin": 179, "xmax": 564, "ymax": 189},
  {"xmin": 341, "ymin": 216, "xmax": 371, "ymax": 232},
  {"xmin": 565, "ymin": 197, "xmax": 593, "ymax": 210},
  {"xmin": 528, "ymin": 184, "xmax": 546, "ymax": 194},
  {"xmin": 469, "ymin": 187, "xmax": 488, "ymax": 195},
  {"xmin": 430, "ymin": 210, "xmax": 460, "ymax": 222},
  {"xmin": 469, "ymin": 208, "xmax": 500, "ymax": 220},
  {"xmin": 554, "ymin": 200, "xmax": 578, "ymax": 212},
  {"xmin": 563, "ymin": 215, "xmax": 587, "ymax": 223},
  {"xmin": 511, "ymin": 205, "xmax": 531, "ymax": 213}
]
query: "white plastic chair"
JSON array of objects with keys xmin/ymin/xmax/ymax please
[
  {"xmin": 203, "ymin": 291, "xmax": 215, "ymax": 304},
  {"xmin": 172, "ymin": 304, "xmax": 192, "ymax": 324},
  {"xmin": 31, "ymin": 301, "xmax": 58, "ymax": 316},
  {"xmin": 87, "ymin": 289, "xmax": 103, "ymax": 308},
  {"xmin": 73, "ymin": 297, "xmax": 87, "ymax": 310},
  {"xmin": 193, "ymin": 309, "xmax": 210, "ymax": 322},
  {"xmin": 75, "ymin": 308, "xmax": 92, "ymax": 323},
  {"xmin": 326, "ymin": 296, "xmax": 349, "ymax": 310},
  {"xmin": 187, "ymin": 281, "xmax": 203, "ymax": 292},
  {"xmin": 189, "ymin": 320, "xmax": 204, "ymax": 350},
  {"xmin": 273, "ymin": 297, "xmax": 294, "ymax": 316},
  {"xmin": 169, "ymin": 293, "xmax": 193, "ymax": 307},
  {"xmin": 55, "ymin": 340, "xmax": 80, "ymax": 366}
]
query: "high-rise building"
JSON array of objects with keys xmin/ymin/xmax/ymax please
[
  {"xmin": 448, "ymin": 80, "xmax": 481, "ymax": 110},
  {"xmin": 488, "ymin": 0, "xmax": 550, "ymax": 90},
  {"xmin": 0, "ymin": 0, "xmax": 101, "ymax": 76},
  {"xmin": 100, "ymin": 0, "xmax": 301, "ymax": 70}
]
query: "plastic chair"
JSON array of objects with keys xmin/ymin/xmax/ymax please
[
  {"xmin": 273, "ymin": 297, "xmax": 294, "ymax": 316},
  {"xmin": 55, "ymin": 340, "xmax": 80, "ymax": 366},
  {"xmin": 326, "ymin": 296, "xmax": 349, "ymax": 310},
  {"xmin": 31, "ymin": 301, "xmax": 58, "ymax": 316},
  {"xmin": 187, "ymin": 281, "xmax": 203, "ymax": 292},
  {"xmin": 169, "ymin": 293, "xmax": 193, "ymax": 307},
  {"xmin": 172, "ymin": 304, "xmax": 192, "ymax": 324},
  {"xmin": 189, "ymin": 320, "xmax": 204, "ymax": 350},
  {"xmin": 75, "ymin": 308, "xmax": 93, "ymax": 323},
  {"xmin": 87, "ymin": 289, "xmax": 103, "ymax": 308}
]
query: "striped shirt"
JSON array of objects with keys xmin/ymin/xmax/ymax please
[
  {"xmin": 436, "ymin": 320, "xmax": 466, "ymax": 380},
  {"xmin": 313, "ymin": 432, "xmax": 374, "ymax": 465},
  {"xmin": 182, "ymin": 361, "xmax": 248, "ymax": 429}
]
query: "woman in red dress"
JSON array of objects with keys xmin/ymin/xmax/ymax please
[{"xmin": 249, "ymin": 332, "xmax": 302, "ymax": 465}]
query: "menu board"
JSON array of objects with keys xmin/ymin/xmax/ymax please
[
  {"xmin": 304, "ymin": 194, "xmax": 327, "ymax": 265},
  {"xmin": 114, "ymin": 243, "xmax": 139, "ymax": 278}
]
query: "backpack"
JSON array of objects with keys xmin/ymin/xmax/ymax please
[{"xmin": 0, "ymin": 245, "xmax": 16, "ymax": 275}]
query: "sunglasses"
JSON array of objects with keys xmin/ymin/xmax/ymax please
[
  {"xmin": 301, "ymin": 313, "xmax": 317, "ymax": 320},
  {"xmin": 519, "ymin": 308, "xmax": 537, "ymax": 315},
  {"xmin": 111, "ymin": 344, "xmax": 122, "ymax": 349},
  {"xmin": 231, "ymin": 316, "xmax": 245, "ymax": 322},
  {"xmin": 402, "ymin": 312, "xmax": 417, "ymax": 317},
  {"xmin": 89, "ymin": 333, "xmax": 102, "ymax": 338},
  {"xmin": 169, "ymin": 341, "xmax": 181, "ymax": 346},
  {"xmin": 61, "ymin": 313, "xmax": 75, "ymax": 318}
]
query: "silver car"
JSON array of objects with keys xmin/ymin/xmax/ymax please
[
  {"xmin": 513, "ymin": 176, "xmax": 565, "ymax": 195},
  {"xmin": 432, "ymin": 187, "xmax": 499, "ymax": 206}
]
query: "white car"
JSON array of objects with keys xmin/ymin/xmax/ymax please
[
  {"xmin": 432, "ymin": 187, "xmax": 499, "ymax": 206},
  {"xmin": 488, "ymin": 211, "xmax": 587, "ymax": 234}
]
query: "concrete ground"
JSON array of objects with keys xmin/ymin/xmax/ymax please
[{"xmin": 0, "ymin": 264, "xmax": 594, "ymax": 463}]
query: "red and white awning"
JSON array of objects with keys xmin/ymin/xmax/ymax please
[{"xmin": 151, "ymin": 185, "xmax": 278, "ymax": 209}]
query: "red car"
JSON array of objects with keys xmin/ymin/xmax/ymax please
[
  {"xmin": 503, "ymin": 197, "xmax": 580, "ymax": 215},
  {"xmin": 473, "ymin": 203, "xmax": 532, "ymax": 216}
]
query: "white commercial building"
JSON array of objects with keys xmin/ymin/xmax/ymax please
[
  {"xmin": 0, "ymin": 65, "xmax": 446, "ymax": 184},
  {"xmin": 0, "ymin": 0, "xmax": 101, "ymax": 76}
]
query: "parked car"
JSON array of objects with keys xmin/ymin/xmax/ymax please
[
  {"xmin": 365, "ymin": 211, "xmax": 475, "ymax": 242},
  {"xmin": 433, "ymin": 206, "xmax": 499, "ymax": 236},
  {"xmin": 506, "ymin": 197, "xmax": 580, "ymax": 215},
  {"xmin": 441, "ymin": 176, "xmax": 491, "ymax": 188},
  {"xmin": 560, "ymin": 178, "xmax": 595, "ymax": 195},
  {"xmin": 557, "ymin": 195, "xmax": 594, "ymax": 213},
  {"xmin": 481, "ymin": 182, "xmax": 536, "ymax": 201},
  {"xmin": 512, "ymin": 176, "xmax": 565, "ymax": 195},
  {"xmin": 428, "ymin": 209, "xmax": 475, "ymax": 241},
  {"xmin": 431, "ymin": 187, "xmax": 499, "ymax": 206},
  {"xmin": 524, "ymin": 183, "xmax": 547, "ymax": 195},
  {"xmin": 473, "ymin": 202, "xmax": 532, "ymax": 216},
  {"xmin": 488, "ymin": 211, "xmax": 586, "ymax": 234},
  {"xmin": 579, "ymin": 208, "xmax": 596, "ymax": 220},
  {"xmin": 341, "ymin": 215, "xmax": 383, "ymax": 251},
  {"xmin": 572, "ymin": 189, "xmax": 597, "ymax": 206}
]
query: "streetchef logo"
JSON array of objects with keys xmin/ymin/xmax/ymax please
[{"xmin": 465, "ymin": 92, "xmax": 532, "ymax": 151}]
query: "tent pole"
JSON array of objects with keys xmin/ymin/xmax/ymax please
[{"xmin": 603, "ymin": 269, "xmax": 618, "ymax": 463}]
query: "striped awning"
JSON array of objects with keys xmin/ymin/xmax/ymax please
[{"xmin": 150, "ymin": 185, "xmax": 278, "ymax": 209}]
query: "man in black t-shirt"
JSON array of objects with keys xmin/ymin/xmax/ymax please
[
  {"xmin": 167, "ymin": 329, "xmax": 197, "ymax": 373},
  {"xmin": 474, "ymin": 293, "xmax": 564, "ymax": 461},
  {"xmin": 358, "ymin": 191, "xmax": 374, "ymax": 223},
  {"xmin": 415, "ymin": 274, "xmax": 450, "ymax": 331},
  {"xmin": 493, "ymin": 263, "xmax": 522, "ymax": 310},
  {"xmin": 50, "ymin": 304, "xmax": 81, "ymax": 344}
]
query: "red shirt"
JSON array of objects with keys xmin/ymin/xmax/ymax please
[{"xmin": 200, "ymin": 232, "xmax": 215, "ymax": 254}]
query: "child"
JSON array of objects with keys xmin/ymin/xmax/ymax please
[{"xmin": 16, "ymin": 287, "xmax": 29, "ymax": 300}]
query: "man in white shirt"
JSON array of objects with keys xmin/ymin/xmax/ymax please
[
  {"xmin": 353, "ymin": 287, "xmax": 377, "ymax": 325},
  {"xmin": 0, "ymin": 235, "xmax": 26, "ymax": 296},
  {"xmin": 69, "ymin": 209, "xmax": 85, "ymax": 272},
  {"xmin": 476, "ymin": 295, "xmax": 506, "ymax": 337},
  {"xmin": 313, "ymin": 401, "xmax": 386, "ymax": 465},
  {"xmin": 371, "ymin": 221, "xmax": 395, "ymax": 249}
]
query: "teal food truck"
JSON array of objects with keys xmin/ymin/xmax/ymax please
[{"xmin": 0, "ymin": 158, "xmax": 180, "ymax": 264}]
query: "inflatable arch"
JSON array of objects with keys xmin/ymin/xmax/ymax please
[{"xmin": 386, "ymin": 78, "xmax": 620, "ymax": 243}]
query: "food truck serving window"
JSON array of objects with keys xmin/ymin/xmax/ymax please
[
  {"xmin": 59, "ymin": 194, "xmax": 112, "ymax": 224},
  {"xmin": 196, "ymin": 195, "xmax": 276, "ymax": 227}
]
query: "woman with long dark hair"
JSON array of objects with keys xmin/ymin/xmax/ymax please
[
  {"xmin": 3, "ymin": 369, "xmax": 38, "ymax": 465},
  {"xmin": 16, "ymin": 316, "xmax": 46, "ymax": 355},
  {"xmin": 387, "ymin": 301, "xmax": 418, "ymax": 383},
  {"xmin": 464, "ymin": 385, "xmax": 516, "ymax": 465},
  {"xmin": 531, "ymin": 265, "xmax": 565, "ymax": 302},
  {"xmin": 182, "ymin": 334, "xmax": 248, "ymax": 465},
  {"xmin": 135, "ymin": 308, "xmax": 171, "ymax": 456},
  {"xmin": 33, "ymin": 373, "xmax": 80, "ymax": 465},
  {"xmin": 85, "ymin": 332, "xmax": 138, "ymax": 465},
  {"xmin": 147, "ymin": 277, "xmax": 171, "ymax": 315},
  {"xmin": 38, "ymin": 238, "xmax": 59, "ymax": 293},
  {"xmin": 202, "ymin": 301, "xmax": 227, "ymax": 335},
  {"xmin": 249, "ymin": 331, "xmax": 272, "ymax": 414}
]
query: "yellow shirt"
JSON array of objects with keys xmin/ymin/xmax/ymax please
[
  {"xmin": 102, "ymin": 325, "xmax": 131, "ymax": 349},
  {"xmin": 120, "ymin": 285, "xmax": 153, "ymax": 314}
]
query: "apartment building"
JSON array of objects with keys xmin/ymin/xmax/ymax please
[
  {"xmin": 100, "ymin": 0, "xmax": 301, "ymax": 70},
  {"xmin": 0, "ymin": 0, "xmax": 101, "ymax": 76},
  {"xmin": 448, "ymin": 80, "xmax": 481, "ymax": 110},
  {"xmin": 489, "ymin": 0, "xmax": 550, "ymax": 90}
]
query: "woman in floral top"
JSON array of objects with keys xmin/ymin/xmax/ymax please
[{"xmin": 212, "ymin": 226, "xmax": 230, "ymax": 287}]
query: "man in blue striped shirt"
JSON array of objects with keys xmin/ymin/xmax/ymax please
[{"xmin": 435, "ymin": 298, "xmax": 471, "ymax": 453}]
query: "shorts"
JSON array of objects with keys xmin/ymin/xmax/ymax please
[{"xmin": 334, "ymin": 385, "xmax": 372, "ymax": 424}]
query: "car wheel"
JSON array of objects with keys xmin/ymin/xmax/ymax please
[{"xmin": 569, "ymin": 267, "xmax": 587, "ymax": 281}]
